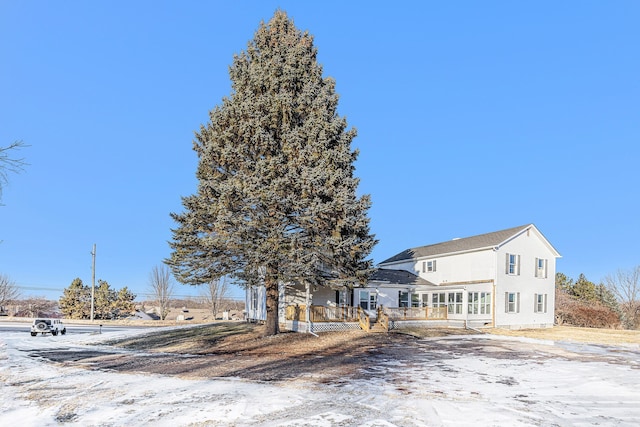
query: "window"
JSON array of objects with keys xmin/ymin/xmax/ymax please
[
  {"xmin": 422, "ymin": 260, "xmax": 436, "ymax": 273},
  {"xmin": 535, "ymin": 258, "xmax": 548, "ymax": 278},
  {"xmin": 467, "ymin": 292, "xmax": 491, "ymax": 315},
  {"xmin": 505, "ymin": 292, "xmax": 520, "ymax": 313},
  {"xmin": 506, "ymin": 253, "xmax": 520, "ymax": 275},
  {"xmin": 335, "ymin": 290, "xmax": 348, "ymax": 306},
  {"xmin": 431, "ymin": 292, "xmax": 446, "ymax": 317},
  {"xmin": 468, "ymin": 292, "xmax": 478, "ymax": 314},
  {"xmin": 420, "ymin": 293, "xmax": 429, "ymax": 307},
  {"xmin": 447, "ymin": 292, "xmax": 463, "ymax": 314},
  {"xmin": 432, "ymin": 292, "xmax": 446, "ymax": 308},
  {"xmin": 360, "ymin": 291, "xmax": 369, "ymax": 310},
  {"xmin": 480, "ymin": 292, "xmax": 491, "ymax": 314},
  {"xmin": 411, "ymin": 293, "xmax": 420, "ymax": 308},
  {"xmin": 534, "ymin": 293, "xmax": 548, "ymax": 313},
  {"xmin": 250, "ymin": 288, "xmax": 258, "ymax": 312},
  {"xmin": 360, "ymin": 291, "xmax": 377, "ymax": 310},
  {"xmin": 399, "ymin": 291, "xmax": 409, "ymax": 308}
]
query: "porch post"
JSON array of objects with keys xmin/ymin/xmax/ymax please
[
  {"xmin": 464, "ymin": 287, "xmax": 469, "ymax": 328},
  {"xmin": 305, "ymin": 282, "xmax": 311, "ymax": 328}
]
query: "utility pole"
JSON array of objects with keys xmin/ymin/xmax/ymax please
[{"xmin": 90, "ymin": 244, "xmax": 96, "ymax": 321}]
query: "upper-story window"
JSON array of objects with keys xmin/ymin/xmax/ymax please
[
  {"xmin": 506, "ymin": 253, "xmax": 520, "ymax": 275},
  {"xmin": 422, "ymin": 260, "xmax": 436, "ymax": 273},
  {"xmin": 535, "ymin": 258, "xmax": 548, "ymax": 278}
]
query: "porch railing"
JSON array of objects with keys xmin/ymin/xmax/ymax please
[
  {"xmin": 284, "ymin": 304, "xmax": 447, "ymax": 323},
  {"xmin": 284, "ymin": 304, "xmax": 359, "ymax": 322},
  {"xmin": 382, "ymin": 306, "xmax": 448, "ymax": 320},
  {"xmin": 357, "ymin": 306, "xmax": 370, "ymax": 330},
  {"xmin": 377, "ymin": 306, "xmax": 390, "ymax": 331}
]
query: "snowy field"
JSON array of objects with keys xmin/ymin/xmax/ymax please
[{"xmin": 1, "ymin": 325, "xmax": 639, "ymax": 427}]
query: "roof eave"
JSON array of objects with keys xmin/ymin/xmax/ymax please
[
  {"xmin": 494, "ymin": 224, "xmax": 562, "ymax": 258},
  {"xmin": 378, "ymin": 245, "xmax": 496, "ymax": 266}
]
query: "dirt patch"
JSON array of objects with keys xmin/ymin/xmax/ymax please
[{"xmin": 32, "ymin": 324, "xmax": 472, "ymax": 382}]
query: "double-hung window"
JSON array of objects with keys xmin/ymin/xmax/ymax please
[
  {"xmin": 250, "ymin": 287, "xmax": 259, "ymax": 313},
  {"xmin": 506, "ymin": 253, "xmax": 520, "ymax": 275},
  {"xmin": 534, "ymin": 293, "xmax": 547, "ymax": 313},
  {"xmin": 399, "ymin": 291, "xmax": 410, "ymax": 308},
  {"xmin": 535, "ymin": 258, "xmax": 548, "ymax": 278},
  {"xmin": 447, "ymin": 292, "xmax": 463, "ymax": 314},
  {"xmin": 505, "ymin": 292, "xmax": 520, "ymax": 313},
  {"xmin": 422, "ymin": 260, "xmax": 436, "ymax": 273},
  {"xmin": 335, "ymin": 290, "xmax": 348, "ymax": 306}
]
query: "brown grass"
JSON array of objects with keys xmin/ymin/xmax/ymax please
[{"xmin": 487, "ymin": 326, "xmax": 640, "ymax": 345}]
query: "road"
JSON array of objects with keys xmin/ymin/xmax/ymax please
[{"xmin": 0, "ymin": 321, "xmax": 151, "ymax": 335}]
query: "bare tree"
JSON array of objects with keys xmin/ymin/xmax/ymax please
[
  {"xmin": 0, "ymin": 141, "xmax": 28, "ymax": 201},
  {"xmin": 605, "ymin": 266, "xmax": 640, "ymax": 329},
  {"xmin": 14, "ymin": 297, "xmax": 57, "ymax": 318},
  {"xmin": 0, "ymin": 274, "xmax": 20, "ymax": 312},
  {"xmin": 148, "ymin": 265, "xmax": 174, "ymax": 320},
  {"xmin": 200, "ymin": 277, "xmax": 230, "ymax": 320}
]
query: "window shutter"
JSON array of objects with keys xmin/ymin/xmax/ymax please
[
  {"xmin": 517, "ymin": 255, "xmax": 521, "ymax": 275},
  {"xmin": 433, "ymin": 260, "xmax": 437, "ymax": 272},
  {"xmin": 544, "ymin": 294, "xmax": 548, "ymax": 313},
  {"xmin": 534, "ymin": 293, "xmax": 538, "ymax": 312},
  {"xmin": 516, "ymin": 292, "xmax": 520, "ymax": 313},
  {"xmin": 505, "ymin": 254, "xmax": 510, "ymax": 274},
  {"xmin": 505, "ymin": 292, "xmax": 509, "ymax": 312},
  {"xmin": 544, "ymin": 259, "xmax": 548, "ymax": 279},
  {"xmin": 422, "ymin": 261, "xmax": 426, "ymax": 273},
  {"xmin": 535, "ymin": 258, "xmax": 539, "ymax": 278}
]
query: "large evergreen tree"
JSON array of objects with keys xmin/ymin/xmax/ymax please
[
  {"xmin": 59, "ymin": 278, "xmax": 90, "ymax": 319},
  {"xmin": 94, "ymin": 280, "xmax": 117, "ymax": 320},
  {"xmin": 167, "ymin": 11, "xmax": 376, "ymax": 336},
  {"xmin": 59, "ymin": 278, "xmax": 136, "ymax": 320},
  {"xmin": 114, "ymin": 286, "xmax": 136, "ymax": 318}
]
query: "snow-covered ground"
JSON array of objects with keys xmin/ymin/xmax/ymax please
[{"xmin": 1, "ymin": 326, "xmax": 639, "ymax": 426}]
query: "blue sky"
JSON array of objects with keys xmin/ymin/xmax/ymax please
[{"xmin": 1, "ymin": 1, "xmax": 638, "ymax": 301}]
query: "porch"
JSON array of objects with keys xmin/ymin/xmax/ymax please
[{"xmin": 283, "ymin": 304, "xmax": 458, "ymax": 332}]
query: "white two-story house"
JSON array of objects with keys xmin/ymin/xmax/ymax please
[
  {"xmin": 246, "ymin": 224, "xmax": 561, "ymax": 330},
  {"xmin": 374, "ymin": 224, "xmax": 561, "ymax": 329}
]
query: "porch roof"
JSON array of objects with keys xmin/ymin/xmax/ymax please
[{"xmin": 368, "ymin": 268, "xmax": 435, "ymax": 286}]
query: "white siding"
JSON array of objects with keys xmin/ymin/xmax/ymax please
[
  {"xmin": 494, "ymin": 228, "xmax": 556, "ymax": 328},
  {"xmin": 414, "ymin": 249, "xmax": 496, "ymax": 285},
  {"xmin": 245, "ymin": 285, "xmax": 266, "ymax": 321}
]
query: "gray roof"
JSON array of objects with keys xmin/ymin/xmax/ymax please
[
  {"xmin": 379, "ymin": 224, "xmax": 533, "ymax": 265},
  {"xmin": 369, "ymin": 268, "xmax": 435, "ymax": 286}
]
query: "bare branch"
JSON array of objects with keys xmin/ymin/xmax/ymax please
[
  {"xmin": 605, "ymin": 266, "xmax": 640, "ymax": 329},
  {"xmin": 0, "ymin": 274, "xmax": 21, "ymax": 307},
  {"xmin": 200, "ymin": 277, "xmax": 230, "ymax": 319},
  {"xmin": 0, "ymin": 141, "xmax": 29, "ymax": 194},
  {"xmin": 148, "ymin": 265, "xmax": 174, "ymax": 320}
]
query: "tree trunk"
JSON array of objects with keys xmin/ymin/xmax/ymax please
[{"xmin": 264, "ymin": 268, "xmax": 280, "ymax": 336}]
